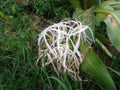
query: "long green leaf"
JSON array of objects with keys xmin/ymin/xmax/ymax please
[
  {"xmin": 80, "ymin": 42, "xmax": 116, "ymax": 90},
  {"xmin": 95, "ymin": 5, "xmax": 120, "ymax": 52}
]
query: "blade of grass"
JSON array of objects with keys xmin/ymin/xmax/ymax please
[{"xmin": 48, "ymin": 76, "xmax": 68, "ymax": 90}]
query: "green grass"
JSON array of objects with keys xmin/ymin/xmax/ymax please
[
  {"xmin": 0, "ymin": 0, "xmax": 120, "ymax": 90},
  {"xmin": 0, "ymin": 14, "xmax": 38, "ymax": 89}
]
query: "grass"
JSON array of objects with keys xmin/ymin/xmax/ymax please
[
  {"xmin": 0, "ymin": 14, "xmax": 38, "ymax": 89},
  {"xmin": 0, "ymin": 0, "xmax": 120, "ymax": 90}
]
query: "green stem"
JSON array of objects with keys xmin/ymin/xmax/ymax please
[
  {"xmin": 95, "ymin": 38, "xmax": 115, "ymax": 59},
  {"xmin": 108, "ymin": 67, "xmax": 120, "ymax": 77}
]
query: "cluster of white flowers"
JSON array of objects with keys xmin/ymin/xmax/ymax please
[{"xmin": 37, "ymin": 20, "xmax": 94, "ymax": 79}]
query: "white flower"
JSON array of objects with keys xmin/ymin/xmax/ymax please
[{"xmin": 37, "ymin": 20, "xmax": 94, "ymax": 79}]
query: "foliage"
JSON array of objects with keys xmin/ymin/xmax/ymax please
[
  {"xmin": 70, "ymin": 0, "xmax": 120, "ymax": 89},
  {"xmin": 29, "ymin": 0, "xmax": 71, "ymax": 19},
  {"xmin": 0, "ymin": 0, "xmax": 70, "ymax": 20}
]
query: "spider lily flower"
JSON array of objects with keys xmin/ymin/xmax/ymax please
[{"xmin": 37, "ymin": 20, "xmax": 94, "ymax": 76}]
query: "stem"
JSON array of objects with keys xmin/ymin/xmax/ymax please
[
  {"xmin": 95, "ymin": 38, "xmax": 116, "ymax": 60},
  {"xmin": 108, "ymin": 67, "xmax": 120, "ymax": 77}
]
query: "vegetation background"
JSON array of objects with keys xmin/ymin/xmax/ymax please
[{"xmin": 0, "ymin": 0, "xmax": 120, "ymax": 90}]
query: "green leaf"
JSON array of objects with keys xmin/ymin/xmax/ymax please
[
  {"xmin": 104, "ymin": 11, "xmax": 120, "ymax": 52},
  {"xmin": 95, "ymin": 13, "xmax": 107, "ymax": 26},
  {"xmin": 101, "ymin": 1, "xmax": 120, "ymax": 6},
  {"xmin": 80, "ymin": 42, "xmax": 116, "ymax": 90},
  {"xmin": 111, "ymin": 4, "xmax": 120, "ymax": 10}
]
